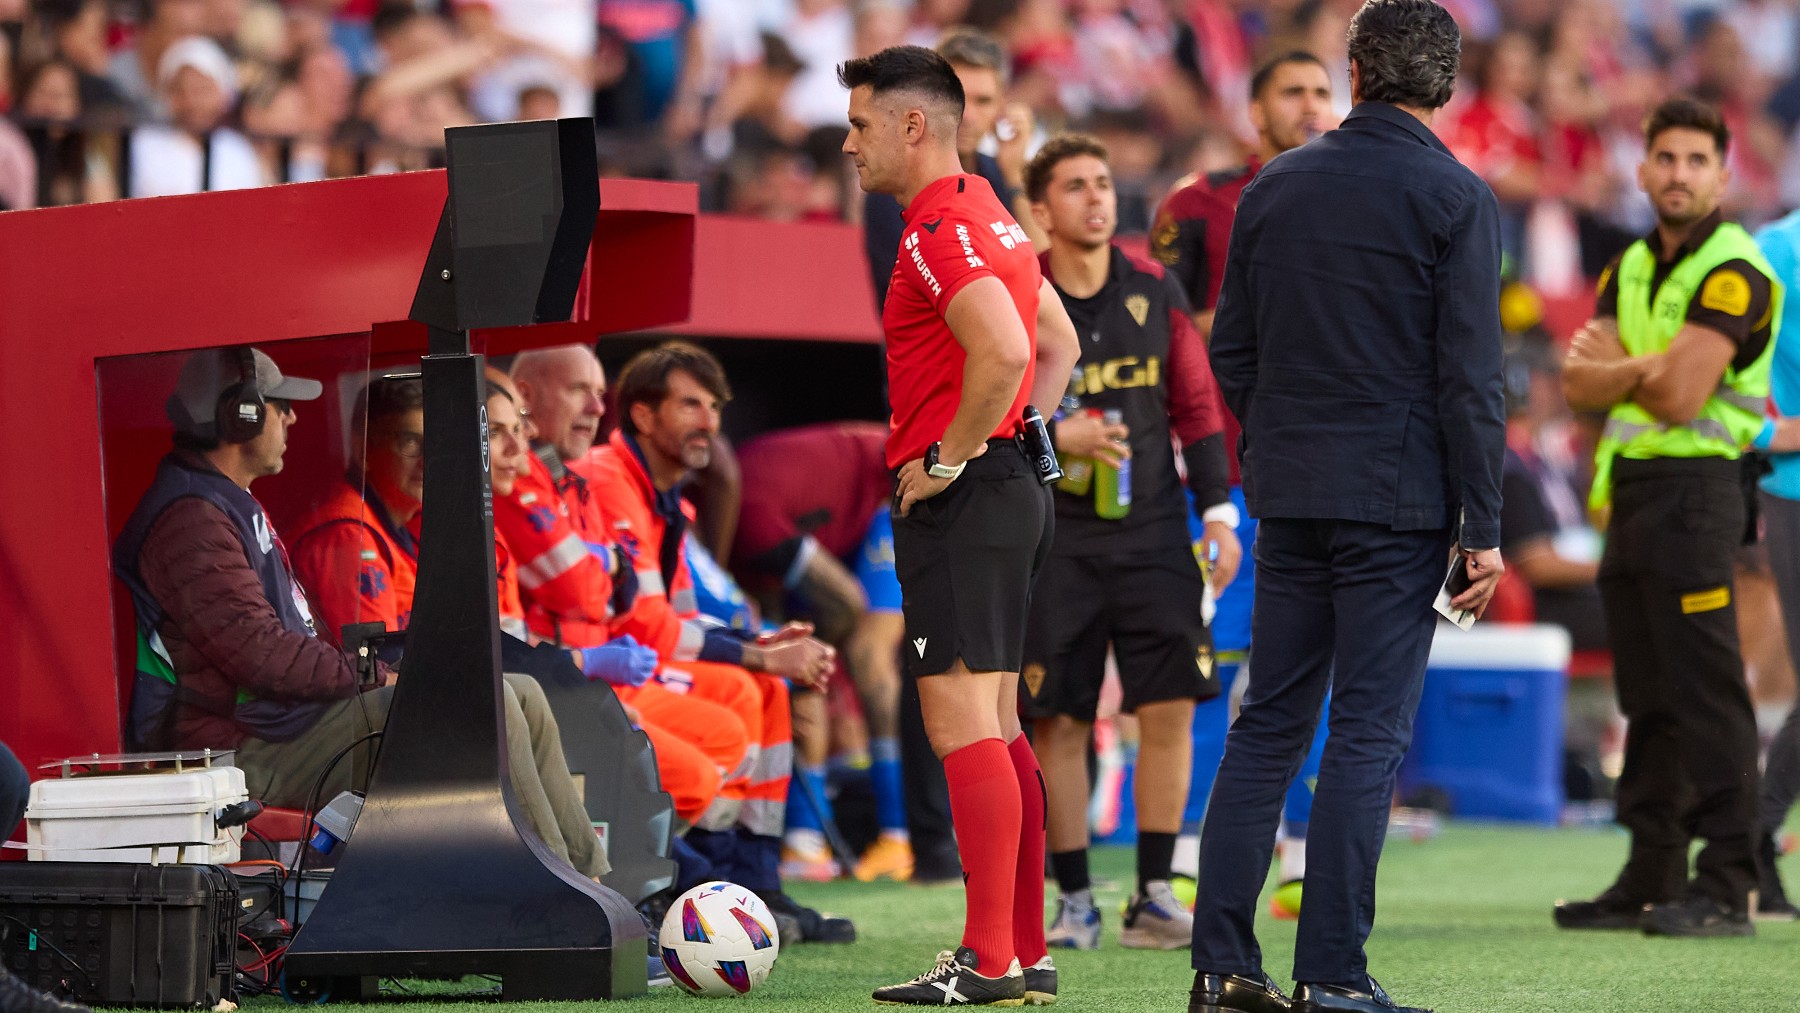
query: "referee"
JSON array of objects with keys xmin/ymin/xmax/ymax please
[{"xmin": 840, "ymin": 46, "xmax": 1081, "ymax": 1006}]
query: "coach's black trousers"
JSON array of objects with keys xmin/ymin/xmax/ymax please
[
  {"xmin": 1191, "ymin": 517, "xmax": 1447, "ymax": 987},
  {"xmin": 1600, "ymin": 456, "xmax": 1759, "ymax": 909}
]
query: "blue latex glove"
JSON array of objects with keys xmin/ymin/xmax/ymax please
[{"xmin": 579, "ymin": 634, "xmax": 658, "ymax": 687}]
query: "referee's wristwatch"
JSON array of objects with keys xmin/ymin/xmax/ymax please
[{"xmin": 926, "ymin": 443, "xmax": 966, "ymax": 481}]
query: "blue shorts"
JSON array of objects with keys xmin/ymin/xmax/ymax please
[{"xmin": 854, "ymin": 506, "xmax": 903, "ymax": 614}]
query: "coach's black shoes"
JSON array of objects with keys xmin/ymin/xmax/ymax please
[
  {"xmin": 1639, "ymin": 894, "xmax": 1754, "ymax": 937},
  {"xmin": 1189, "ymin": 971, "xmax": 1292, "ymax": 1013},
  {"xmin": 1292, "ymin": 976, "xmax": 1431, "ymax": 1013},
  {"xmin": 873, "ymin": 947, "xmax": 1025, "ymax": 1006},
  {"xmin": 1552, "ymin": 888, "xmax": 1650, "ymax": 930}
]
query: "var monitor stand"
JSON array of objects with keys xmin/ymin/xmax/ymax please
[{"xmin": 280, "ymin": 118, "xmax": 644, "ymax": 1002}]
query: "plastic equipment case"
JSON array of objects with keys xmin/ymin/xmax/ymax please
[
  {"xmin": 1400, "ymin": 623, "xmax": 1572, "ymax": 824},
  {"xmin": 25, "ymin": 763, "xmax": 248, "ymax": 865},
  {"xmin": 0, "ymin": 862, "xmax": 239, "ymax": 1008}
]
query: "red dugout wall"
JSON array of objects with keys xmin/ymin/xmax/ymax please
[{"xmin": 0, "ymin": 171, "xmax": 703, "ymax": 782}]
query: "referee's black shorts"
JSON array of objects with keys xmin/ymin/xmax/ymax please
[
  {"xmin": 1021, "ymin": 546, "xmax": 1218, "ymax": 722},
  {"xmin": 892, "ymin": 438, "xmax": 1053, "ymax": 678}
]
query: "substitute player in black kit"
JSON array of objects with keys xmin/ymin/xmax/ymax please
[
  {"xmin": 1021, "ymin": 134, "xmax": 1242, "ymax": 952},
  {"xmin": 840, "ymin": 46, "xmax": 1081, "ymax": 1006}
]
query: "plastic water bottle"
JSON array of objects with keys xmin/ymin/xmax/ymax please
[
  {"xmin": 1055, "ymin": 368, "xmax": 1095, "ymax": 495},
  {"xmin": 1094, "ymin": 408, "xmax": 1131, "ymax": 519}
]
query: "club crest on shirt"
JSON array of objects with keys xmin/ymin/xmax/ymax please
[
  {"xmin": 1023, "ymin": 662, "xmax": 1047, "ymax": 698},
  {"xmin": 1125, "ymin": 294, "xmax": 1150, "ymax": 327}
]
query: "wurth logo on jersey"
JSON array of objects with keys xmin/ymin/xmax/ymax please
[
  {"xmin": 905, "ymin": 230, "xmax": 942, "ymax": 297},
  {"xmin": 989, "ymin": 220, "xmax": 1030, "ymax": 250},
  {"xmin": 954, "ymin": 224, "xmax": 984, "ymax": 268}
]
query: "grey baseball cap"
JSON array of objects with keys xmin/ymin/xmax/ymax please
[{"xmin": 167, "ymin": 347, "xmax": 323, "ymax": 435}]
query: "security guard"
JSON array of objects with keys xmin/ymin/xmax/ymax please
[{"xmin": 1559, "ymin": 96, "xmax": 1781, "ymax": 938}]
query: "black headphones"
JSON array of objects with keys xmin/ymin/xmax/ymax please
[{"xmin": 217, "ymin": 347, "xmax": 267, "ymax": 443}]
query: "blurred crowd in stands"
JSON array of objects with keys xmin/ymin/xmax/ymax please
[{"xmin": 1, "ymin": 0, "xmax": 1799, "ymax": 284}]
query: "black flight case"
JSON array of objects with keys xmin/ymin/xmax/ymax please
[{"xmin": 0, "ymin": 861, "xmax": 238, "ymax": 1008}]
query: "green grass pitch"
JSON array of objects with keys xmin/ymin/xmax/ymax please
[{"xmin": 237, "ymin": 824, "xmax": 1800, "ymax": 1012}]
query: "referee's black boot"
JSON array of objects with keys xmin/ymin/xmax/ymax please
[
  {"xmin": 1189, "ymin": 971, "xmax": 1292, "ymax": 1013},
  {"xmin": 873, "ymin": 947, "xmax": 1025, "ymax": 1006},
  {"xmin": 0, "ymin": 959, "xmax": 92, "ymax": 1013},
  {"xmin": 1552, "ymin": 887, "xmax": 1651, "ymax": 930},
  {"xmin": 1640, "ymin": 893, "xmax": 1754, "ymax": 938},
  {"xmin": 1292, "ymin": 976, "xmax": 1431, "ymax": 1013}
]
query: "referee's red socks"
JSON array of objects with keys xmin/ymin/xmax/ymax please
[
  {"xmin": 944, "ymin": 737, "xmax": 1021, "ymax": 973},
  {"xmin": 1007, "ymin": 733, "xmax": 1049, "ymax": 966}
]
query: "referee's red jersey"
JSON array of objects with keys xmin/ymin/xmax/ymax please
[{"xmin": 882, "ymin": 173, "xmax": 1042, "ymax": 469}]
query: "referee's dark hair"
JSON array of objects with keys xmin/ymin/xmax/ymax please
[
  {"xmin": 1250, "ymin": 50, "xmax": 1327, "ymax": 100},
  {"xmin": 1644, "ymin": 96, "xmax": 1730, "ymax": 158},
  {"xmin": 614, "ymin": 341, "xmax": 733, "ymax": 437},
  {"xmin": 1346, "ymin": 0, "xmax": 1460, "ymax": 111},
  {"xmin": 1025, "ymin": 133, "xmax": 1108, "ymax": 203},
  {"xmin": 837, "ymin": 45, "xmax": 965, "ymax": 120}
]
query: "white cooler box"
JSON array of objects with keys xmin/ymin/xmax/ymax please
[{"xmin": 26, "ymin": 766, "xmax": 248, "ymax": 864}]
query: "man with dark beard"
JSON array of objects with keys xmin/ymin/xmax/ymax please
[{"xmin": 1557, "ymin": 96, "xmax": 1780, "ymax": 939}]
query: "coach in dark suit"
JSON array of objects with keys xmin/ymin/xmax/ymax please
[{"xmin": 1186, "ymin": 3, "xmax": 1506, "ymax": 1013}]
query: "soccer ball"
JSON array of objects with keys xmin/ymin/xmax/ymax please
[{"xmin": 659, "ymin": 881, "xmax": 781, "ymax": 997}]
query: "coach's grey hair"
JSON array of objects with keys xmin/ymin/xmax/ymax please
[{"xmin": 1345, "ymin": 0, "xmax": 1461, "ymax": 111}]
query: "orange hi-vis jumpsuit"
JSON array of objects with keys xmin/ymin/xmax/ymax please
[
  {"xmin": 582, "ymin": 430, "xmax": 792, "ymax": 838},
  {"xmin": 494, "ymin": 449, "xmax": 750, "ymax": 829},
  {"xmin": 491, "ymin": 527, "xmax": 720, "ymax": 825},
  {"xmin": 288, "ymin": 480, "xmax": 417, "ymax": 644}
]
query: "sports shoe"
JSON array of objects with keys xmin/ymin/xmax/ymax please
[
  {"xmin": 1044, "ymin": 894, "xmax": 1101, "ymax": 950},
  {"xmin": 781, "ymin": 841, "xmax": 842, "ymax": 883},
  {"xmin": 1552, "ymin": 888, "xmax": 1650, "ymax": 930},
  {"xmin": 647, "ymin": 953, "xmax": 672, "ymax": 987},
  {"xmin": 1120, "ymin": 880, "xmax": 1194, "ymax": 950},
  {"xmin": 765, "ymin": 889, "xmax": 857, "ymax": 943},
  {"xmin": 1268, "ymin": 878, "xmax": 1302, "ymax": 921},
  {"xmin": 855, "ymin": 834, "xmax": 916, "ymax": 882},
  {"xmin": 1022, "ymin": 955, "xmax": 1057, "ymax": 1005},
  {"xmin": 1640, "ymin": 894, "xmax": 1754, "ymax": 938},
  {"xmin": 872, "ymin": 947, "xmax": 1025, "ymax": 1006}
]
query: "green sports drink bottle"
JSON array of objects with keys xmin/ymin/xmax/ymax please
[
  {"xmin": 1055, "ymin": 368, "xmax": 1094, "ymax": 495},
  {"xmin": 1093, "ymin": 408, "xmax": 1131, "ymax": 519}
]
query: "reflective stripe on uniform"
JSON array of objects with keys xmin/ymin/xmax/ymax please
[
  {"xmin": 1714, "ymin": 386, "xmax": 1767, "ymax": 414},
  {"xmin": 1602, "ymin": 416, "xmax": 1735, "ymax": 450},
  {"xmin": 750, "ymin": 741, "xmax": 793, "ymax": 788},
  {"xmin": 516, "ymin": 533, "xmax": 589, "ymax": 590},
  {"xmin": 695, "ymin": 796, "xmax": 744, "ymax": 832},
  {"xmin": 673, "ymin": 621, "xmax": 706, "ymax": 660},
  {"xmin": 739, "ymin": 797, "xmax": 788, "ymax": 837},
  {"xmin": 636, "ymin": 568, "xmax": 667, "ymax": 596}
]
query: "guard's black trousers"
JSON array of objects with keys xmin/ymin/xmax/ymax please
[{"xmin": 1600, "ymin": 456, "xmax": 1760, "ymax": 909}]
